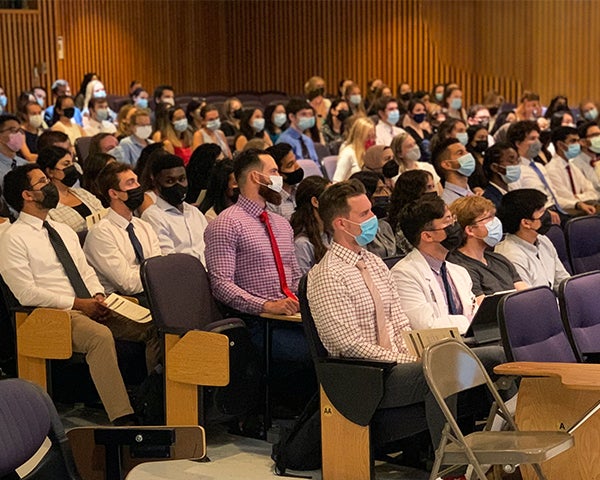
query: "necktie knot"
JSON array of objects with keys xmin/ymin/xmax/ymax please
[
  {"xmin": 126, "ymin": 222, "xmax": 145, "ymax": 264},
  {"xmin": 259, "ymin": 211, "xmax": 268, "ymax": 223}
]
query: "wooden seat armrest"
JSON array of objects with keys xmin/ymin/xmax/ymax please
[
  {"xmin": 16, "ymin": 308, "xmax": 72, "ymax": 359},
  {"xmin": 494, "ymin": 361, "xmax": 600, "ymax": 390}
]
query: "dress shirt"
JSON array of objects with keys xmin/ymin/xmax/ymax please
[
  {"xmin": 294, "ymin": 232, "xmax": 331, "ymax": 275},
  {"xmin": 0, "ymin": 212, "xmax": 104, "ymax": 309},
  {"xmin": 44, "ymin": 105, "xmax": 84, "ymax": 127},
  {"xmin": 204, "ymin": 194, "xmax": 301, "ymax": 315},
  {"xmin": 307, "ymin": 241, "xmax": 416, "ymax": 363},
  {"xmin": 276, "ymin": 127, "xmax": 318, "ymax": 164},
  {"xmin": 141, "ymin": 196, "xmax": 208, "ymax": 264},
  {"xmin": 390, "ymin": 248, "xmax": 475, "ymax": 334},
  {"xmin": 83, "ymin": 208, "xmax": 161, "ymax": 294},
  {"xmin": 571, "ymin": 151, "xmax": 600, "ymax": 193},
  {"xmin": 482, "ymin": 182, "xmax": 506, "ymax": 209},
  {"xmin": 375, "ymin": 121, "xmax": 406, "ymax": 147},
  {"xmin": 441, "ymin": 182, "xmax": 474, "ymax": 205},
  {"xmin": 47, "ymin": 187, "xmax": 105, "ymax": 233},
  {"xmin": 266, "ymin": 187, "xmax": 296, "ymax": 221},
  {"xmin": 110, "ymin": 136, "xmax": 152, "ymax": 168},
  {"xmin": 51, "ymin": 121, "xmax": 83, "ymax": 145},
  {"xmin": 421, "ymin": 252, "xmax": 463, "ymax": 315},
  {"xmin": 508, "ymin": 157, "xmax": 557, "ymax": 209},
  {"xmin": 0, "ymin": 151, "xmax": 27, "ymax": 185},
  {"xmin": 333, "ymin": 145, "xmax": 361, "ymax": 182},
  {"xmin": 83, "ymin": 117, "xmax": 117, "ymax": 137},
  {"xmin": 391, "ymin": 162, "xmax": 440, "ymax": 187},
  {"xmin": 494, "ymin": 233, "xmax": 570, "ymax": 291},
  {"xmin": 545, "ymin": 154, "xmax": 598, "ymax": 209}
]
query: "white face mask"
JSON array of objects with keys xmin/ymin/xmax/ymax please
[
  {"xmin": 405, "ymin": 145, "xmax": 421, "ymax": 162},
  {"xmin": 162, "ymin": 97, "xmax": 175, "ymax": 106},
  {"xmin": 29, "ymin": 114, "xmax": 43, "ymax": 129},
  {"xmin": 135, "ymin": 125, "xmax": 152, "ymax": 140},
  {"xmin": 257, "ymin": 172, "xmax": 283, "ymax": 192}
]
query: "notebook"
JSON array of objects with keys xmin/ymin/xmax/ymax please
[{"xmin": 464, "ymin": 290, "xmax": 515, "ymax": 345}]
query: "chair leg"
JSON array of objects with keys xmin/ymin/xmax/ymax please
[
  {"xmin": 429, "ymin": 424, "xmax": 449, "ymax": 480},
  {"xmin": 532, "ymin": 463, "xmax": 548, "ymax": 480}
]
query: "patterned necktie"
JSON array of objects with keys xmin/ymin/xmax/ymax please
[
  {"xmin": 259, "ymin": 211, "xmax": 298, "ymax": 301},
  {"xmin": 440, "ymin": 262, "xmax": 458, "ymax": 315},
  {"xmin": 529, "ymin": 160, "xmax": 567, "ymax": 214},
  {"xmin": 126, "ymin": 223, "xmax": 145, "ymax": 264},
  {"xmin": 43, "ymin": 221, "xmax": 91, "ymax": 298},
  {"xmin": 356, "ymin": 259, "xmax": 392, "ymax": 349},
  {"xmin": 299, "ymin": 136, "xmax": 310, "ymax": 160}
]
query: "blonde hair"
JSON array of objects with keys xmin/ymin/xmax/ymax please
[
  {"xmin": 390, "ymin": 132, "xmax": 412, "ymax": 173},
  {"xmin": 345, "ymin": 117, "xmax": 374, "ymax": 168},
  {"xmin": 116, "ymin": 104, "xmax": 137, "ymax": 138},
  {"xmin": 304, "ymin": 76, "xmax": 326, "ymax": 94},
  {"xmin": 449, "ymin": 196, "xmax": 495, "ymax": 229}
]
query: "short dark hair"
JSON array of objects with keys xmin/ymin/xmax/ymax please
[
  {"xmin": 286, "ymin": 98, "xmax": 311, "ymax": 116},
  {"xmin": 150, "ymin": 153, "xmax": 184, "ymax": 178},
  {"xmin": 578, "ymin": 121, "xmax": 598, "ymax": 140},
  {"xmin": 96, "ymin": 162, "xmax": 132, "ymax": 203},
  {"xmin": 233, "ymin": 148, "xmax": 265, "ymax": 184},
  {"xmin": 153, "ymin": 84, "xmax": 174, "ymax": 102},
  {"xmin": 497, "ymin": 188, "xmax": 547, "ymax": 234},
  {"xmin": 399, "ymin": 195, "xmax": 447, "ymax": 247},
  {"xmin": 507, "ymin": 120, "xmax": 539, "ymax": 147},
  {"xmin": 37, "ymin": 146, "xmax": 71, "ymax": 172},
  {"xmin": 388, "ymin": 169, "xmax": 434, "ymax": 232},
  {"xmin": 3, "ymin": 163, "xmax": 41, "ymax": 212},
  {"xmin": 318, "ymin": 179, "xmax": 366, "ymax": 234},
  {"xmin": 37, "ymin": 130, "xmax": 69, "ymax": 151},
  {"xmin": 0, "ymin": 114, "xmax": 20, "ymax": 129},
  {"xmin": 375, "ymin": 96, "xmax": 397, "ymax": 113},
  {"xmin": 483, "ymin": 141, "xmax": 515, "ymax": 178},
  {"xmin": 431, "ymin": 137, "xmax": 460, "ymax": 180},
  {"xmin": 551, "ymin": 125, "xmax": 578, "ymax": 147},
  {"xmin": 88, "ymin": 97, "xmax": 107, "ymax": 111},
  {"xmin": 266, "ymin": 143, "xmax": 293, "ymax": 169},
  {"xmin": 349, "ymin": 171, "xmax": 381, "ymax": 199}
]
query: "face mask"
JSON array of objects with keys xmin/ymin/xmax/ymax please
[
  {"xmin": 37, "ymin": 182, "xmax": 60, "ymax": 209},
  {"xmin": 499, "ymin": 164, "xmax": 521, "ymax": 184},
  {"xmin": 232, "ymin": 109, "xmax": 243, "ymax": 120},
  {"xmin": 122, "ymin": 186, "xmax": 145, "ymax": 211},
  {"xmin": 413, "ymin": 112, "xmax": 427, "ymax": 124},
  {"xmin": 159, "ymin": 183, "xmax": 187, "ymax": 206},
  {"xmin": 162, "ymin": 97, "xmax": 175, "ymax": 107},
  {"xmin": 29, "ymin": 114, "xmax": 43, "ymax": 129},
  {"xmin": 96, "ymin": 108, "xmax": 109, "ymax": 121},
  {"xmin": 273, "ymin": 112, "xmax": 287, "ymax": 128},
  {"xmin": 474, "ymin": 140, "xmax": 488, "ymax": 153},
  {"xmin": 94, "ymin": 90, "xmax": 107, "ymax": 99},
  {"xmin": 59, "ymin": 165, "xmax": 81, "ymax": 187},
  {"xmin": 337, "ymin": 110, "xmax": 350, "ymax": 122},
  {"xmin": 364, "ymin": 138, "xmax": 375, "ymax": 151},
  {"xmin": 584, "ymin": 108, "xmax": 599, "ymax": 121},
  {"xmin": 63, "ymin": 107, "xmax": 75, "ymax": 119},
  {"xmin": 0, "ymin": 95, "xmax": 7, "ymax": 108},
  {"xmin": 534, "ymin": 210, "xmax": 552, "ymax": 236},
  {"xmin": 371, "ymin": 196, "xmax": 390, "ymax": 219},
  {"xmin": 297, "ymin": 116, "xmax": 315, "ymax": 131},
  {"xmin": 454, "ymin": 152, "xmax": 476, "ymax": 177},
  {"xmin": 346, "ymin": 215, "xmax": 379, "ymax": 246},
  {"xmin": 262, "ymin": 174, "xmax": 283, "ymax": 192},
  {"xmin": 440, "ymin": 222, "xmax": 464, "ymax": 251},
  {"xmin": 450, "ymin": 98, "xmax": 462, "ymax": 110},
  {"xmin": 135, "ymin": 98, "xmax": 148, "ymax": 109},
  {"xmin": 489, "ymin": 106, "xmax": 499, "ymax": 117},
  {"xmin": 401, "ymin": 92, "xmax": 412, "ymax": 101},
  {"xmin": 387, "ymin": 109, "xmax": 400, "ymax": 125},
  {"xmin": 456, "ymin": 132, "xmax": 468, "ymax": 146},
  {"xmin": 349, "ymin": 94, "xmax": 362, "ymax": 106},
  {"xmin": 135, "ymin": 125, "xmax": 152, "ymax": 140},
  {"xmin": 482, "ymin": 216, "xmax": 503, "ymax": 247},
  {"xmin": 6, "ymin": 131, "xmax": 24, "ymax": 152},
  {"xmin": 206, "ymin": 119, "xmax": 221, "ymax": 131},
  {"xmin": 283, "ymin": 167, "xmax": 304, "ymax": 186},
  {"xmin": 565, "ymin": 143, "xmax": 581, "ymax": 159},
  {"xmin": 435, "ymin": 92, "xmax": 444, "ymax": 102},
  {"xmin": 527, "ymin": 139, "xmax": 543, "ymax": 159},
  {"xmin": 173, "ymin": 119, "xmax": 188, "ymax": 132},
  {"xmin": 477, "ymin": 119, "xmax": 490, "ymax": 129},
  {"xmin": 36, "ymin": 97, "xmax": 45, "ymax": 108},
  {"xmin": 308, "ymin": 87, "xmax": 325, "ymax": 100},
  {"xmin": 405, "ymin": 145, "xmax": 421, "ymax": 162},
  {"xmin": 251, "ymin": 118, "xmax": 265, "ymax": 132},
  {"xmin": 589, "ymin": 136, "xmax": 600, "ymax": 154}
]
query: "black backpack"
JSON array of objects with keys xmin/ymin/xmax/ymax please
[{"xmin": 272, "ymin": 392, "xmax": 321, "ymax": 475}]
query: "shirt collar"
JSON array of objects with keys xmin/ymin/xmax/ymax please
[
  {"xmin": 488, "ymin": 181, "xmax": 507, "ymax": 195},
  {"xmin": 507, "ymin": 233, "xmax": 538, "ymax": 253},
  {"xmin": 330, "ymin": 241, "xmax": 366, "ymax": 267},
  {"xmin": 17, "ymin": 211, "xmax": 45, "ymax": 230},
  {"xmin": 421, "ymin": 251, "xmax": 444, "ymax": 274},
  {"xmin": 107, "ymin": 208, "xmax": 132, "ymax": 228},
  {"xmin": 155, "ymin": 195, "xmax": 184, "ymax": 214},
  {"xmin": 237, "ymin": 194, "xmax": 266, "ymax": 218},
  {"xmin": 444, "ymin": 182, "xmax": 472, "ymax": 196}
]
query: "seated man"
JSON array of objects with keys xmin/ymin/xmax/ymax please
[
  {"xmin": 447, "ymin": 196, "xmax": 528, "ymax": 300},
  {"xmin": 432, "ymin": 138, "xmax": 476, "ymax": 205},
  {"xmin": 571, "ymin": 121, "xmax": 600, "ymax": 193},
  {"xmin": 374, "ymin": 96, "xmax": 405, "ymax": 147},
  {"xmin": 141, "ymin": 153, "xmax": 208, "ymax": 264},
  {"xmin": 265, "ymin": 142, "xmax": 303, "ymax": 221},
  {"xmin": 0, "ymin": 164, "xmax": 147, "ymax": 425},
  {"xmin": 0, "ymin": 114, "xmax": 28, "ymax": 185},
  {"xmin": 391, "ymin": 195, "xmax": 476, "ymax": 334},
  {"xmin": 276, "ymin": 98, "xmax": 318, "ymax": 165},
  {"xmin": 84, "ymin": 162, "xmax": 161, "ymax": 306},
  {"xmin": 110, "ymin": 108, "xmax": 153, "ymax": 168},
  {"xmin": 83, "ymin": 97, "xmax": 117, "ymax": 136},
  {"xmin": 482, "ymin": 141, "xmax": 521, "ymax": 209},
  {"xmin": 495, "ymin": 189, "xmax": 570, "ymax": 291}
]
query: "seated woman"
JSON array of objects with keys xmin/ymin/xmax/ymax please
[
  {"xmin": 220, "ymin": 97, "xmax": 243, "ymax": 137},
  {"xmin": 81, "ymin": 152, "xmax": 116, "ymax": 204},
  {"xmin": 152, "ymin": 105, "xmax": 193, "ymax": 166},
  {"xmin": 198, "ymin": 158, "xmax": 238, "ymax": 222},
  {"xmin": 234, "ymin": 108, "xmax": 273, "ymax": 153},
  {"xmin": 390, "ymin": 131, "xmax": 441, "ymax": 193},
  {"xmin": 186, "ymin": 143, "xmax": 223, "ymax": 205},
  {"xmin": 264, "ymin": 103, "xmax": 287, "ymax": 144},
  {"xmin": 50, "ymin": 95, "xmax": 86, "ymax": 145},
  {"xmin": 37, "ymin": 146, "xmax": 104, "ymax": 232},
  {"xmin": 466, "ymin": 124, "xmax": 490, "ymax": 193},
  {"xmin": 192, "ymin": 104, "xmax": 232, "ymax": 158},
  {"xmin": 290, "ymin": 176, "xmax": 331, "ymax": 275},
  {"xmin": 402, "ymin": 99, "xmax": 433, "ymax": 163},
  {"xmin": 332, "ymin": 117, "xmax": 375, "ymax": 182},
  {"xmin": 447, "ymin": 195, "xmax": 528, "ymax": 302},
  {"xmin": 321, "ymin": 98, "xmax": 350, "ymax": 155}
]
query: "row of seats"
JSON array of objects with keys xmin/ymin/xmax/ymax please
[{"xmin": 545, "ymin": 215, "xmax": 600, "ymax": 275}]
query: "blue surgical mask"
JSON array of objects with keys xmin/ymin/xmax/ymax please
[
  {"xmin": 455, "ymin": 152, "xmax": 476, "ymax": 177},
  {"xmin": 136, "ymin": 98, "xmax": 148, "ymax": 109},
  {"xmin": 500, "ymin": 165, "xmax": 521, "ymax": 184},
  {"xmin": 273, "ymin": 112, "xmax": 287, "ymax": 128},
  {"xmin": 251, "ymin": 118, "xmax": 265, "ymax": 132},
  {"xmin": 36, "ymin": 97, "xmax": 45, "ymax": 108},
  {"xmin": 349, "ymin": 94, "xmax": 362, "ymax": 106},
  {"xmin": 450, "ymin": 98, "xmax": 462, "ymax": 110},
  {"xmin": 387, "ymin": 109, "xmax": 400, "ymax": 125},
  {"xmin": 483, "ymin": 216, "xmax": 503, "ymax": 247},
  {"xmin": 297, "ymin": 116, "xmax": 315, "ymax": 131},
  {"xmin": 96, "ymin": 108, "xmax": 109, "ymax": 121},
  {"xmin": 94, "ymin": 90, "xmax": 107, "ymax": 99},
  {"xmin": 456, "ymin": 132, "xmax": 468, "ymax": 145},
  {"xmin": 206, "ymin": 119, "xmax": 221, "ymax": 131},
  {"xmin": 435, "ymin": 92, "xmax": 444, "ymax": 102},
  {"xmin": 584, "ymin": 108, "xmax": 598, "ymax": 121},
  {"xmin": 173, "ymin": 118, "xmax": 188, "ymax": 132},
  {"xmin": 565, "ymin": 143, "xmax": 581, "ymax": 159},
  {"xmin": 346, "ymin": 215, "xmax": 379, "ymax": 246},
  {"xmin": 0, "ymin": 95, "xmax": 7, "ymax": 108}
]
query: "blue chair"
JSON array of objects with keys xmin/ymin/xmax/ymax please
[
  {"xmin": 498, "ymin": 286, "xmax": 580, "ymax": 362},
  {"xmin": 565, "ymin": 215, "xmax": 600, "ymax": 274},
  {"xmin": 322, "ymin": 155, "xmax": 337, "ymax": 180},
  {"xmin": 544, "ymin": 224, "xmax": 573, "ymax": 274}
]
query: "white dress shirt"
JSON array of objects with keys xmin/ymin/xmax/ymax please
[
  {"xmin": 0, "ymin": 212, "xmax": 104, "ymax": 309},
  {"xmin": 494, "ymin": 233, "xmax": 570, "ymax": 291},
  {"xmin": 508, "ymin": 157, "xmax": 557, "ymax": 209},
  {"xmin": 333, "ymin": 145, "xmax": 361, "ymax": 182},
  {"xmin": 375, "ymin": 121, "xmax": 406, "ymax": 147},
  {"xmin": 83, "ymin": 208, "xmax": 161, "ymax": 295},
  {"xmin": 83, "ymin": 117, "xmax": 117, "ymax": 136},
  {"xmin": 571, "ymin": 151, "xmax": 600, "ymax": 193},
  {"xmin": 545, "ymin": 154, "xmax": 598, "ymax": 209},
  {"xmin": 141, "ymin": 196, "xmax": 208, "ymax": 265}
]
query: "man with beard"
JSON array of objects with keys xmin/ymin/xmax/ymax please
[
  {"xmin": 141, "ymin": 153, "xmax": 208, "ymax": 265},
  {"xmin": 0, "ymin": 164, "xmax": 137, "ymax": 425}
]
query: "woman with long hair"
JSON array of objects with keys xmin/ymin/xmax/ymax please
[
  {"xmin": 198, "ymin": 158, "xmax": 238, "ymax": 222},
  {"xmin": 332, "ymin": 117, "xmax": 375, "ymax": 182},
  {"xmin": 152, "ymin": 105, "xmax": 193, "ymax": 165},
  {"xmin": 234, "ymin": 108, "xmax": 273, "ymax": 152}
]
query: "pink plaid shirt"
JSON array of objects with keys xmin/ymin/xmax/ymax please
[{"xmin": 204, "ymin": 195, "xmax": 301, "ymax": 315}]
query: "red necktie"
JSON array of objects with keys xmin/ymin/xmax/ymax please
[
  {"xmin": 565, "ymin": 164, "xmax": 577, "ymax": 196},
  {"xmin": 259, "ymin": 211, "xmax": 298, "ymax": 301}
]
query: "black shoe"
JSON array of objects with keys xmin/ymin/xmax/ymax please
[{"xmin": 113, "ymin": 414, "xmax": 138, "ymax": 426}]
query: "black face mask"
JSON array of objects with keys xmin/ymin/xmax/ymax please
[
  {"xmin": 337, "ymin": 110, "xmax": 350, "ymax": 122},
  {"xmin": 159, "ymin": 183, "xmax": 187, "ymax": 207},
  {"xmin": 60, "ymin": 165, "xmax": 81, "ymax": 187},
  {"xmin": 401, "ymin": 93, "xmax": 412, "ymax": 101},
  {"xmin": 231, "ymin": 187, "xmax": 240, "ymax": 203},
  {"xmin": 307, "ymin": 87, "xmax": 325, "ymax": 100},
  {"xmin": 489, "ymin": 106, "xmax": 499, "ymax": 117},
  {"xmin": 232, "ymin": 109, "xmax": 243, "ymax": 120},
  {"xmin": 474, "ymin": 140, "xmax": 489, "ymax": 154},
  {"xmin": 122, "ymin": 186, "xmax": 145, "ymax": 211},
  {"xmin": 535, "ymin": 210, "xmax": 553, "ymax": 236},
  {"xmin": 440, "ymin": 222, "xmax": 465, "ymax": 251},
  {"xmin": 371, "ymin": 196, "xmax": 390, "ymax": 219},
  {"xmin": 284, "ymin": 167, "xmax": 304, "ymax": 186},
  {"xmin": 62, "ymin": 107, "xmax": 75, "ymax": 119},
  {"xmin": 36, "ymin": 182, "xmax": 59, "ymax": 209}
]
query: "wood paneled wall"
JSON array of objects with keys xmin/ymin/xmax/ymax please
[{"xmin": 1, "ymin": 0, "xmax": 599, "ymax": 111}]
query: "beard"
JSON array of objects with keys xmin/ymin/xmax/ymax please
[{"xmin": 259, "ymin": 184, "xmax": 282, "ymax": 206}]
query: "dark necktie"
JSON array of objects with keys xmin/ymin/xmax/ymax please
[
  {"xmin": 43, "ymin": 221, "xmax": 91, "ymax": 298},
  {"xmin": 529, "ymin": 160, "xmax": 567, "ymax": 214},
  {"xmin": 259, "ymin": 211, "xmax": 298, "ymax": 301},
  {"xmin": 126, "ymin": 222, "xmax": 145, "ymax": 264},
  {"xmin": 299, "ymin": 136, "xmax": 310, "ymax": 160},
  {"xmin": 11, "ymin": 159, "xmax": 16, "ymax": 170},
  {"xmin": 439, "ymin": 261, "xmax": 458, "ymax": 315},
  {"xmin": 565, "ymin": 164, "xmax": 577, "ymax": 196}
]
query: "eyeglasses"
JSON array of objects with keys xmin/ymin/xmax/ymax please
[
  {"xmin": 425, "ymin": 214, "xmax": 457, "ymax": 231},
  {"xmin": 28, "ymin": 176, "xmax": 51, "ymax": 190},
  {"xmin": 470, "ymin": 214, "xmax": 494, "ymax": 226}
]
